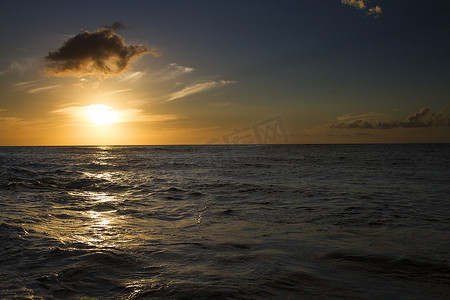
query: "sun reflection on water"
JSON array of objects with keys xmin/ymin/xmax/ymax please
[
  {"xmin": 63, "ymin": 190, "xmax": 124, "ymax": 248},
  {"xmin": 83, "ymin": 172, "xmax": 113, "ymax": 181},
  {"xmin": 91, "ymin": 146, "xmax": 115, "ymax": 165},
  {"xmin": 39, "ymin": 147, "xmax": 138, "ymax": 249},
  {"xmin": 79, "ymin": 210, "xmax": 117, "ymax": 247}
]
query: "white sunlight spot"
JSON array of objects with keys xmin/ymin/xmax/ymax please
[{"xmin": 86, "ymin": 104, "xmax": 119, "ymax": 126}]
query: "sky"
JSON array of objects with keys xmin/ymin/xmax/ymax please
[{"xmin": 0, "ymin": 0, "xmax": 449, "ymax": 145}]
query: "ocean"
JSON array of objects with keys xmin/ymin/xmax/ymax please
[{"xmin": 0, "ymin": 144, "xmax": 449, "ymax": 299}]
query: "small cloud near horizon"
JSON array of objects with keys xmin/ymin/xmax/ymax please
[
  {"xmin": 336, "ymin": 112, "xmax": 384, "ymax": 121},
  {"xmin": 45, "ymin": 25, "xmax": 157, "ymax": 77},
  {"xmin": 332, "ymin": 107, "xmax": 450, "ymax": 129}
]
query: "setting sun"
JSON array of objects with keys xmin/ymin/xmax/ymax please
[{"xmin": 86, "ymin": 104, "xmax": 119, "ymax": 126}]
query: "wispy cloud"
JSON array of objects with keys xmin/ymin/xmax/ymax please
[
  {"xmin": 160, "ymin": 63, "xmax": 195, "ymax": 80},
  {"xmin": 341, "ymin": 0, "xmax": 382, "ymax": 17},
  {"xmin": 8, "ymin": 57, "xmax": 40, "ymax": 73},
  {"xmin": 45, "ymin": 27, "xmax": 157, "ymax": 77},
  {"xmin": 14, "ymin": 80, "xmax": 38, "ymax": 87},
  {"xmin": 332, "ymin": 108, "xmax": 450, "ymax": 129},
  {"xmin": 0, "ymin": 114, "xmax": 49, "ymax": 130},
  {"xmin": 0, "ymin": 109, "xmax": 7, "ymax": 112},
  {"xmin": 166, "ymin": 80, "xmax": 235, "ymax": 102},
  {"xmin": 336, "ymin": 112, "xmax": 385, "ymax": 121},
  {"xmin": 101, "ymin": 89, "xmax": 132, "ymax": 96},
  {"xmin": 119, "ymin": 71, "xmax": 146, "ymax": 82},
  {"xmin": 119, "ymin": 109, "xmax": 179, "ymax": 123},
  {"xmin": 210, "ymin": 102, "xmax": 234, "ymax": 107},
  {"xmin": 0, "ymin": 116, "xmax": 23, "ymax": 122},
  {"xmin": 27, "ymin": 84, "xmax": 61, "ymax": 94}
]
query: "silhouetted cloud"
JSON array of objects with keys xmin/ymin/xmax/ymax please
[
  {"xmin": 102, "ymin": 21, "xmax": 131, "ymax": 31},
  {"xmin": 45, "ymin": 27, "xmax": 156, "ymax": 77},
  {"xmin": 166, "ymin": 80, "xmax": 235, "ymax": 102},
  {"xmin": 341, "ymin": 0, "xmax": 382, "ymax": 17},
  {"xmin": 332, "ymin": 108, "xmax": 450, "ymax": 129},
  {"xmin": 332, "ymin": 119, "xmax": 374, "ymax": 129}
]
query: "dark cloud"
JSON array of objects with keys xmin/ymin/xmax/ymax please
[
  {"xmin": 45, "ymin": 27, "xmax": 156, "ymax": 77},
  {"xmin": 332, "ymin": 108, "xmax": 450, "ymax": 129},
  {"xmin": 102, "ymin": 21, "xmax": 132, "ymax": 31},
  {"xmin": 332, "ymin": 119, "xmax": 374, "ymax": 129}
]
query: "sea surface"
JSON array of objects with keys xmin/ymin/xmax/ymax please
[{"xmin": 0, "ymin": 144, "xmax": 449, "ymax": 299}]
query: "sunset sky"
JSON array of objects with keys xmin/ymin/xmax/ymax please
[{"xmin": 1, "ymin": 0, "xmax": 449, "ymax": 145}]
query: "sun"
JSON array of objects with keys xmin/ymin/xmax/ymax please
[{"xmin": 86, "ymin": 104, "xmax": 119, "ymax": 126}]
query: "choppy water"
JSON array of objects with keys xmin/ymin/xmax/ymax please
[{"xmin": 0, "ymin": 144, "xmax": 449, "ymax": 299}]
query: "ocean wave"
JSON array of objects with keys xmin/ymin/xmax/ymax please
[{"xmin": 322, "ymin": 252, "xmax": 450, "ymax": 283}]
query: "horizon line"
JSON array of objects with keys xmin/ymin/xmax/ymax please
[{"xmin": 1, "ymin": 142, "xmax": 449, "ymax": 147}]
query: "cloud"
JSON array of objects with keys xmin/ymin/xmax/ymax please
[
  {"xmin": 367, "ymin": 5, "xmax": 382, "ymax": 16},
  {"xmin": 101, "ymin": 89, "xmax": 132, "ymax": 96},
  {"xmin": 341, "ymin": 0, "xmax": 382, "ymax": 17},
  {"xmin": 0, "ymin": 116, "xmax": 22, "ymax": 122},
  {"xmin": 45, "ymin": 27, "xmax": 157, "ymax": 77},
  {"xmin": 166, "ymin": 80, "xmax": 235, "ymax": 102},
  {"xmin": 8, "ymin": 57, "xmax": 40, "ymax": 73},
  {"xmin": 162, "ymin": 63, "xmax": 194, "ymax": 79},
  {"xmin": 332, "ymin": 108, "xmax": 450, "ymax": 129},
  {"xmin": 14, "ymin": 80, "xmax": 38, "ymax": 87},
  {"xmin": 336, "ymin": 112, "xmax": 384, "ymax": 121},
  {"xmin": 27, "ymin": 84, "xmax": 61, "ymax": 94},
  {"xmin": 332, "ymin": 119, "xmax": 374, "ymax": 129},
  {"xmin": 12, "ymin": 80, "xmax": 60, "ymax": 94},
  {"xmin": 341, "ymin": 0, "xmax": 366, "ymax": 9},
  {"xmin": 119, "ymin": 71, "xmax": 146, "ymax": 82},
  {"xmin": 146, "ymin": 63, "xmax": 194, "ymax": 81},
  {"xmin": 119, "ymin": 109, "xmax": 179, "ymax": 123},
  {"xmin": 102, "ymin": 21, "xmax": 131, "ymax": 31},
  {"xmin": 0, "ymin": 109, "xmax": 7, "ymax": 112}
]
